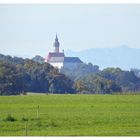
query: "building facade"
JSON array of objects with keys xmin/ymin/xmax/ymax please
[{"xmin": 45, "ymin": 35, "xmax": 83, "ymax": 69}]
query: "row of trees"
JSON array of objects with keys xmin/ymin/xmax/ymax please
[{"xmin": 1, "ymin": 54, "xmax": 140, "ymax": 95}]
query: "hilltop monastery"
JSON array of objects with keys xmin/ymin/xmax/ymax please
[{"xmin": 45, "ymin": 35, "xmax": 83, "ymax": 69}]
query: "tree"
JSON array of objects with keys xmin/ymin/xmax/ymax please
[
  {"xmin": 100, "ymin": 68, "xmax": 140, "ymax": 92},
  {"xmin": 0, "ymin": 56, "xmax": 75, "ymax": 95},
  {"xmin": 49, "ymin": 74, "xmax": 75, "ymax": 94},
  {"xmin": 74, "ymin": 74, "xmax": 122, "ymax": 94},
  {"xmin": 32, "ymin": 55, "xmax": 45, "ymax": 63},
  {"xmin": 0, "ymin": 61, "xmax": 25, "ymax": 95}
]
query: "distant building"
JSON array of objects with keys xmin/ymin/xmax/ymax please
[{"xmin": 45, "ymin": 35, "xmax": 83, "ymax": 69}]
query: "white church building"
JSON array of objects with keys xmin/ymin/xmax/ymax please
[{"xmin": 45, "ymin": 35, "xmax": 83, "ymax": 69}]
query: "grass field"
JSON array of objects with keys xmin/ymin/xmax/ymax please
[{"xmin": 0, "ymin": 94, "xmax": 140, "ymax": 136}]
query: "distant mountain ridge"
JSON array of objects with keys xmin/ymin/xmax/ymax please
[{"xmin": 65, "ymin": 45, "xmax": 140, "ymax": 70}]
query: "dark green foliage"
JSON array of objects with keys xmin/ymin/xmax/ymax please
[
  {"xmin": 0, "ymin": 61, "xmax": 26, "ymax": 95},
  {"xmin": 100, "ymin": 68, "xmax": 140, "ymax": 92},
  {"xmin": 4, "ymin": 114, "xmax": 16, "ymax": 122},
  {"xmin": 23, "ymin": 60, "xmax": 74, "ymax": 93},
  {"xmin": 23, "ymin": 59, "xmax": 53, "ymax": 93},
  {"xmin": 0, "ymin": 54, "xmax": 24, "ymax": 65},
  {"xmin": 1, "ymin": 53, "xmax": 140, "ymax": 95},
  {"xmin": 74, "ymin": 74, "xmax": 122, "ymax": 94},
  {"xmin": 74, "ymin": 67, "xmax": 140, "ymax": 93},
  {"xmin": 32, "ymin": 55, "xmax": 45, "ymax": 63},
  {"xmin": 49, "ymin": 74, "xmax": 75, "ymax": 93},
  {"xmin": 0, "ymin": 54, "xmax": 74, "ymax": 95}
]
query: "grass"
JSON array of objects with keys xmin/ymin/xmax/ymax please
[
  {"xmin": 4, "ymin": 114, "xmax": 17, "ymax": 122},
  {"xmin": 0, "ymin": 94, "xmax": 140, "ymax": 136}
]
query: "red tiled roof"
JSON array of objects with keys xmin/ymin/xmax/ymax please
[
  {"xmin": 48, "ymin": 52, "xmax": 64, "ymax": 57},
  {"xmin": 45, "ymin": 52, "xmax": 65, "ymax": 62}
]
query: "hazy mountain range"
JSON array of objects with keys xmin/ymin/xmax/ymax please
[{"xmin": 65, "ymin": 45, "xmax": 140, "ymax": 70}]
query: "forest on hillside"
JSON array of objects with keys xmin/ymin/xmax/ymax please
[
  {"xmin": 0, "ymin": 54, "xmax": 74, "ymax": 95},
  {"xmin": 0, "ymin": 54, "xmax": 140, "ymax": 95},
  {"xmin": 61, "ymin": 62, "xmax": 140, "ymax": 94}
]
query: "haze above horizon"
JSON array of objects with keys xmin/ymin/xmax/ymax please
[{"xmin": 0, "ymin": 4, "xmax": 140, "ymax": 58}]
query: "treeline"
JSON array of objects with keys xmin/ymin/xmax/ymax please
[
  {"xmin": 0, "ymin": 54, "xmax": 140, "ymax": 95},
  {"xmin": 61, "ymin": 63, "xmax": 140, "ymax": 94},
  {"xmin": 0, "ymin": 54, "xmax": 74, "ymax": 95}
]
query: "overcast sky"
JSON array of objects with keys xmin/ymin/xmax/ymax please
[{"xmin": 0, "ymin": 4, "xmax": 140, "ymax": 58}]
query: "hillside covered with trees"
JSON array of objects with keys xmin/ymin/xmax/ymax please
[
  {"xmin": 0, "ymin": 54, "xmax": 74, "ymax": 95},
  {"xmin": 0, "ymin": 53, "xmax": 140, "ymax": 95},
  {"xmin": 74, "ymin": 68, "xmax": 140, "ymax": 94},
  {"xmin": 60, "ymin": 61, "xmax": 140, "ymax": 94}
]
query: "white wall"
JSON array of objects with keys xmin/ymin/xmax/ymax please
[{"xmin": 50, "ymin": 62, "xmax": 64, "ymax": 69}]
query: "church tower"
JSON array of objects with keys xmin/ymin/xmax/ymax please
[
  {"xmin": 45, "ymin": 34, "xmax": 83, "ymax": 69},
  {"xmin": 53, "ymin": 34, "xmax": 60, "ymax": 53}
]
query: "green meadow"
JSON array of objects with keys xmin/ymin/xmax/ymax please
[{"xmin": 0, "ymin": 94, "xmax": 140, "ymax": 136}]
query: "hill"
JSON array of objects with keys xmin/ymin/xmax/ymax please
[
  {"xmin": 0, "ymin": 54, "xmax": 74, "ymax": 95},
  {"xmin": 1, "ymin": 53, "xmax": 140, "ymax": 94}
]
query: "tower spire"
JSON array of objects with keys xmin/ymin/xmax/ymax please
[
  {"xmin": 53, "ymin": 34, "xmax": 60, "ymax": 53},
  {"xmin": 55, "ymin": 34, "xmax": 58, "ymax": 40}
]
